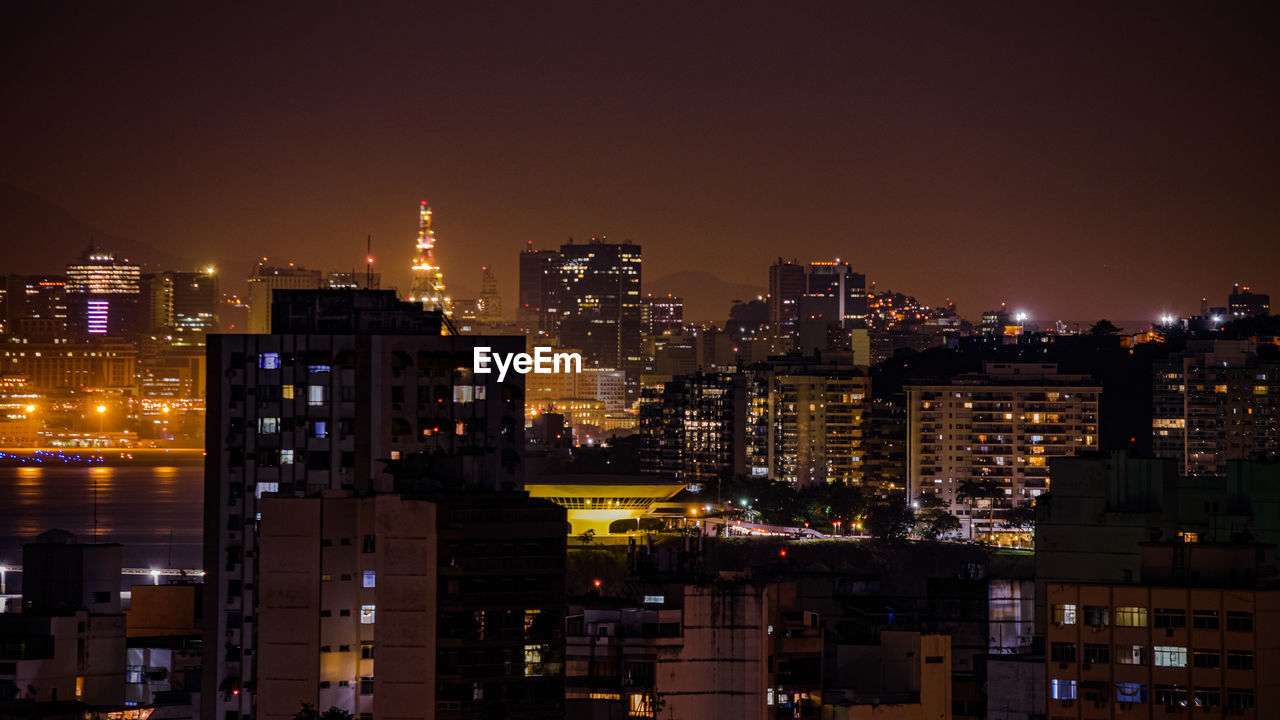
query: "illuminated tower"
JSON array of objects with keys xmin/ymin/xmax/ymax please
[{"xmin": 408, "ymin": 201, "xmax": 452, "ymax": 315}]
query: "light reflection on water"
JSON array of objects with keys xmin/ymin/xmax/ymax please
[{"xmin": 0, "ymin": 463, "xmax": 204, "ymax": 578}]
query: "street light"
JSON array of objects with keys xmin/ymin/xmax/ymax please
[
  {"xmin": 151, "ymin": 569, "xmax": 160, "ymax": 586},
  {"xmin": 96, "ymin": 405, "xmax": 107, "ymax": 435}
]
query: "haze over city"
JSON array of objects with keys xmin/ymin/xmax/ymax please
[{"xmin": 4, "ymin": 1, "xmax": 1279, "ymax": 322}]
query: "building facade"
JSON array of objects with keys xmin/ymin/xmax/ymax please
[
  {"xmin": 746, "ymin": 352, "xmax": 869, "ymax": 486},
  {"xmin": 907, "ymin": 363, "xmax": 1100, "ymax": 537},
  {"xmin": 255, "ymin": 491, "xmax": 566, "ymax": 720},
  {"xmin": 1152, "ymin": 340, "xmax": 1280, "ymax": 476},
  {"xmin": 1045, "ymin": 544, "xmax": 1279, "ymax": 719}
]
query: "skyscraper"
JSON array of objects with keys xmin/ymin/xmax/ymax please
[
  {"xmin": 407, "ymin": 201, "xmax": 452, "ymax": 315},
  {"xmin": 65, "ymin": 244, "xmax": 142, "ymax": 338},
  {"xmin": 517, "ymin": 243, "xmax": 562, "ymax": 336},
  {"xmin": 803, "ymin": 261, "xmax": 868, "ymax": 328},
  {"xmin": 553, "ymin": 238, "xmax": 642, "ymax": 370},
  {"xmin": 767, "ymin": 258, "xmax": 806, "ymax": 342},
  {"xmin": 3, "ymin": 274, "xmax": 68, "ymax": 340},
  {"xmin": 145, "ymin": 269, "xmax": 220, "ymax": 336},
  {"xmin": 478, "ymin": 265, "xmax": 502, "ymax": 322}
]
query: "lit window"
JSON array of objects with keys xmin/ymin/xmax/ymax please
[
  {"xmin": 280, "ymin": 449, "xmax": 295, "ymax": 464},
  {"xmin": 1115, "ymin": 606, "xmax": 1148, "ymax": 627},
  {"xmin": 1115, "ymin": 682, "xmax": 1147, "ymax": 703},
  {"xmin": 258, "ymin": 417, "xmax": 279, "ymax": 434},
  {"xmin": 309, "ymin": 364, "xmax": 331, "ymax": 374},
  {"xmin": 1051, "ymin": 679, "xmax": 1077, "ymax": 700},
  {"xmin": 255, "ymin": 482, "xmax": 279, "ymax": 498},
  {"xmin": 258, "ymin": 353, "xmax": 280, "ymax": 369},
  {"xmin": 363, "ymin": 570, "xmax": 376, "ymax": 588},
  {"xmin": 1154, "ymin": 646, "xmax": 1187, "ymax": 668},
  {"xmin": 308, "ymin": 385, "xmax": 327, "ymax": 406},
  {"xmin": 282, "ymin": 384, "xmax": 295, "ymax": 399},
  {"xmin": 1052, "ymin": 603, "xmax": 1077, "ymax": 625},
  {"xmin": 361, "ymin": 604, "xmax": 375, "ymax": 624},
  {"xmin": 313, "ymin": 421, "xmax": 328, "ymax": 439},
  {"xmin": 628, "ymin": 693, "xmax": 654, "ymax": 718}
]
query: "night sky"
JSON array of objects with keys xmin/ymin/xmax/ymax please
[{"xmin": 3, "ymin": 1, "xmax": 1278, "ymax": 323}]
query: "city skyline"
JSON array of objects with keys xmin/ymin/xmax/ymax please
[{"xmin": 4, "ymin": 2, "xmax": 1279, "ymax": 322}]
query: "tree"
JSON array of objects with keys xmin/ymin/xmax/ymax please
[
  {"xmin": 914, "ymin": 508, "xmax": 961, "ymax": 540},
  {"xmin": 575, "ymin": 528, "xmax": 596, "ymax": 545},
  {"xmin": 1002, "ymin": 504, "xmax": 1037, "ymax": 531},
  {"xmin": 864, "ymin": 497, "xmax": 914, "ymax": 541},
  {"xmin": 914, "ymin": 491, "xmax": 946, "ymax": 509},
  {"xmin": 294, "ymin": 704, "xmax": 354, "ymax": 720},
  {"xmin": 1089, "ymin": 319, "xmax": 1121, "ymax": 336},
  {"xmin": 956, "ymin": 480, "xmax": 1002, "ymax": 542}
]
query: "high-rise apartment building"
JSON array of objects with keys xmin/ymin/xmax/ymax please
[
  {"xmin": 202, "ymin": 289, "xmax": 526, "ymax": 720},
  {"xmin": 638, "ymin": 372, "xmax": 746, "ymax": 483},
  {"xmin": 256, "ymin": 490, "xmax": 566, "ymax": 720},
  {"xmin": 1152, "ymin": 340, "xmax": 1280, "ymax": 476},
  {"xmin": 907, "ymin": 363, "xmax": 1100, "ymax": 538},
  {"xmin": 745, "ymin": 352, "xmax": 869, "ymax": 486},
  {"xmin": 65, "ymin": 245, "xmax": 142, "ymax": 338}
]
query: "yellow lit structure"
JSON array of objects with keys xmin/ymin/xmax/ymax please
[
  {"xmin": 525, "ymin": 475, "xmax": 685, "ymax": 536},
  {"xmin": 407, "ymin": 201, "xmax": 452, "ymax": 316}
]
